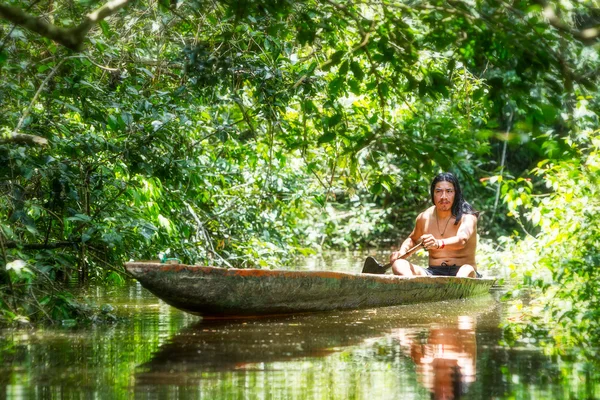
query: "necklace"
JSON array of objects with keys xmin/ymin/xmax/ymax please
[{"xmin": 435, "ymin": 210, "xmax": 452, "ymax": 237}]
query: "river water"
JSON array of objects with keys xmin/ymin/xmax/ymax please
[{"xmin": 1, "ymin": 252, "xmax": 598, "ymax": 399}]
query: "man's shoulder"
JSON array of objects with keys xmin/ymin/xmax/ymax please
[
  {"xmin": 462, "ymin": 213, "xmax": 478, "ymax": 221},
  {"xmin": 422, "ymin": 206, "xmax": 436, "ymax": 216},
  {"xmin": 460, "ymin": 213, "xmax": 478, "ymax": 226},
  {"xmin": 416, "ymin": 206, "xmax": 436, "ymax": 221}
]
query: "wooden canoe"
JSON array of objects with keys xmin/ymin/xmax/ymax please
[{"xmin": 125, "ymin": 262, "xmax": 496, "ymax": 317}]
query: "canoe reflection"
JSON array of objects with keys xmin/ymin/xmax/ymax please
[
  {"xmin": 394, "ymin": 316, "xmax": 477, "ymax": 400},
  {"xmin": 136, "ymin": 296, "xmax": 498, "ymax": 393}
]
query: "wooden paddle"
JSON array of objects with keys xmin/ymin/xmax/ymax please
[{"xmin": 361, "ymin": 242, "xmax": 424, "ymax": 274}]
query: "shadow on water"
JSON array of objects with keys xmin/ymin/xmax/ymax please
[{"xmin": 135, "ymin": 295, "xmax": 502, "ymax": 399}]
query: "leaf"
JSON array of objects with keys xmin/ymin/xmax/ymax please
[
  {"xmin": 429, "ymin": 71, "xmax": 450, "ymax": 97},
  {"xmin": 328, "ymin": 113, "xmax": 342, "ymax": 127},
  {"xmin": 318, "ymin": 131, "xmax": 336, "ymax": 144},
  {"xmin": 102, "ymin": 231, "xmax": 123, "ymax": 246},
  {"xmin": 137, "ymin": 67, "xmax": 155, "ymax": 78},
  {"xmin": 323, "ymin": 50, "xmax": 345, "ymax": 70},
  {"xmin": 158, "ymin": 215, "xmax": 172, "ymax": 231},
  {"xmin": 120, "ymin": 112, "xmax": 133, "ymax": 126},
  {"xmin": 53, "ymin": 99, "xmax": 82, "ymax": 114},
  {"xmin": 67, "ymin": 214, "xmax": 92, "ymax": 223},
  {"xmin": 78, "ymin": 80, "xmax": 105, "ymax": 93},
  {"xmin": 370, "ymin": 182, "xmax": 382, "ymax": 195},
  {"xmin": 328, "ymin": 76, "xmax": 344, "ymax": 96},
  {"xmin": 380, "ymin": 82, "xmax": 389, "ymax": 97},
  {"xmin": 348, "ymin": 78, "xmax": 361, "ymax": 95},
  {"xmin": 338, "ymin": 60, "xmax": 349, "ymax": 77},
  {"xmin": 447, "ymin": 59, "xmax": 456, "ymax": 73},
  {"xmin": 25, "ymin": 224, "xmax": 39, "ymax": 235},
  {"xmin": 6, "ymin": 260, "xmax": 26, "ymax": 272},
  {"xmin": 303, "ymin": 100, "xmax": 318, "ymax": 114},
  {"xmin": 526, "ymin": 4, "xmax": 542, "ymax": 13},
  {"xmin": 418, "ymin": 79, "xmax": 428, "ymax": 97},
  {"xmin": 99, "ymin": 20, "xmax": 112, "ymax": 38},
  {"xmin": 330, "ymin": 50, "xmax": 345, "ymax": 64},
  {"xmin": 140, "ymin": 222, "xmax": 158, "ymax": 240},
  {"xmin": 313, "ymin": 194, "xmax": 326, "ymax": 207},
  {"xmin": 0, "ymin": 223, "xmax": 14, "ymax": 238},
  {"xmin": 350, "ymin": 61, "xmax": 364, "ymax": 81}
]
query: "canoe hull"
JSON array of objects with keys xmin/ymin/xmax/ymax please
[{"xmin": 125, "ymin": 263, "xmax": 495, "ymax": 317}]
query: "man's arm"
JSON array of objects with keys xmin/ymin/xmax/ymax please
[
  {"xmin": 436, "ymin": 214, "xmax": 477, "ymax": 249},
  {"xmin": 398, "ymin": 237, "xmax": 415, "ymax": 254},
  {"xmin": 390, "ymin": 213, "xmax": 425, "ymax": 262}
]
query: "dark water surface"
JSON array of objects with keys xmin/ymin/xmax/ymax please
[{"xmin": 1, "ymin": 253, "xmax": 598, "ymax": 399}]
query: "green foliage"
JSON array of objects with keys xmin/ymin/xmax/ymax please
[
  {"xmin": 1, "ymin": 0, "xmax": 600, "ymax": 328},
  {"xmin": 494, "ymin": 122, "xmax": 600, "ymax": 357}
]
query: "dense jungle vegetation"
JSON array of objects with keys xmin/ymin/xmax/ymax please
[{"xmin": 1, "ymin": 0, "xmax": 599, "ymax": 359}]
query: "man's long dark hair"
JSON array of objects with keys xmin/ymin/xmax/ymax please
[{"xmin": 430, "ymin": 172, "xmax": 479, "ymax": 224}]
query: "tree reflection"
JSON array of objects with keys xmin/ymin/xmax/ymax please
[
  {"xmin": 135, "ymin": 298, "xmax": 496, "ymax": 399},
  {"xmin": 394, "ymin": 316, "xmax": 477, "ymax": 400}
]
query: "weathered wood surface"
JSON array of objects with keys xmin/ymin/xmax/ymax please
[{"xmin": 125, "ymin": 262, "xmax": 496, "ymax": 317}]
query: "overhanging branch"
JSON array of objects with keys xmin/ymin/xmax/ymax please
[
  {"xmin": 0, "ymin": 0, "xmax": 135, "ymax": 51},
  {"xmin": 0, "ymin": 133, "xmax": 48, "ymax": 146},
  {"xmin": 537, "ymin": 1, "xmax": 600, "ymax": 45}
]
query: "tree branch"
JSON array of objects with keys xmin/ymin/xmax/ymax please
[
  {"xmin": 543, "ymin": 7, "xmax": 600, "ymax": 45},
  {"xmin": 0, "ymin": 0, "xmax": 135, "ymax": 51},
  {"xmin": 292, "ymin": 1, "xmax": 374, "ymax": 89},
  {"xmin": 526, "ymin": 0, "xmax": 600, "ymax": 45},
  {"xmin": 8, "ymin": 57, "xmax": 68, "ymax": 146},
  {"xmin": 0, "ymin": 132, "xmax": 48, "ymax": 146}
]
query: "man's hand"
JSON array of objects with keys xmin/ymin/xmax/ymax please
[
  {"xmin": 390, "ymin": 240, "xmax": 424, "ymax": 263},
  {"xmin": 389, "ymin": 251, "xmax": 403, "ymax": 263},
  {"xmin": 420, "ymin": 234, "xmax": 439, "ymax": 251}
]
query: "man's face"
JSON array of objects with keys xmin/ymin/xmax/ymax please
[{"xmin": 433, "ymin": 181, "xmax": 455, "ymax": 212}]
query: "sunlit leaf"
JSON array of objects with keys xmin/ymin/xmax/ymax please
[{"xmin": 6, "ymin": 260, "xmax": 26, "ymax": 272}]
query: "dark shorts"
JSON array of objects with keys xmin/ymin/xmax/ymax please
[{"xmin": 424, "ymin": 264, "xmax": 482, "ymax": 278}]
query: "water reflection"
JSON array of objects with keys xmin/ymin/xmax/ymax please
[
  {"xmin": 135, "ymin": 296, "xmax": 498, "ymax": 398},
  {"xmin": 2, "ymin": 283, "xmax": 599, "ymax": 399},
  {"xmin": 394, "ymin": 317, "xmax": 476, "ymax": 399}
]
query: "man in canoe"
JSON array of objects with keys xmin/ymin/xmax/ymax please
[{"xmin": 389, "ymin": 172, "xmax": 480, "ymax": 278}]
